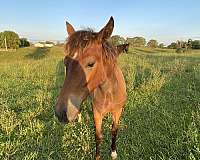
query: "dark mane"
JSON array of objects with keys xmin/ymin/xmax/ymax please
[{"xmin": 64, "ymin": 30, "xmax": 117, "ymax": 62}]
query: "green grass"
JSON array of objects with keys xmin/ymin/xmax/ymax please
[{"xmin": 0, "ymin": 46, "xmax": 200, "ymax": 159}]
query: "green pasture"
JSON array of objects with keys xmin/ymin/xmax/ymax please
[{"xmin": 0, "ymin": 46, "xmax": 200, "ymax": 159}]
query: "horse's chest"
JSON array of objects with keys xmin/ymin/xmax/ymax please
[
  {"xmin": 92, "ymin": 86, "xmax": 119, "ymax": 113},
  {"xmin": 93, "ymin": 88, "xmax": 113, "ymax": 104}
]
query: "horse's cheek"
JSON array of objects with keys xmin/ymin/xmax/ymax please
[
  {"xmin": 87, "ymin": 68, "xmax": 104, "ymax": 92},
  {"xmin": 87, "ymin": 75, "xmax": 99, "ymax": 92}
]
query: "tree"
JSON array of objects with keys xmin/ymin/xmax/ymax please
[
  {"xmin": 0, "ymin": 31, "xmax": 20, "ymax": 49},
  {"xmin": 126, "ymin": 37, "xmax": 146, "ymax": 47},
  {"xmin": 45, "ymin": 41, "xmax": 54, "ymax": 44},
  {"xmin": 191, "ymin": 40, "xmax": 200, "ymax": 49},
  {"xmin": 147, "ymin": 39, "xmax": 158, "ymax": 48},
  {"xmin": 175, "ymin": 40, "xmax": 193, "ymax": 53},
  {"xmin": 158, "ymin": 43, "xmax": 164, "ymax": 48},
  {"xmin": 0, "ymin": 32, "xmax": 4, "ymax": 48},
  {"xmin": 187, "ymin": 39, "xmax": 192, "ymax": 49},
  {"xmin": 56, "ymin": 41, "xmax": 64, "ymax": 47},
  {"xmin": 20, "ymin": 38, "xmax": 30, "ymax": 47},
  {"xmin": 109, "ymin": 35, "xmax": 125, "ymax": 46},
  {"xmin": 167, "ymin": 42, "xmax": 178, "ymax": 49}
]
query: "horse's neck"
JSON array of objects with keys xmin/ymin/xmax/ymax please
[
  {"xmin": 99, "ymin": 64, "xmax": 118, "ymax": 92},
  {"xmin": 91, "ymin": 65, "xmax": 123, "ymax": 105}
]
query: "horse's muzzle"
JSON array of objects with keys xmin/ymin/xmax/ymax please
[
  {"xmin": 55, "ymin": 107, "xmax": 69, "ymax": 123},
  {"xmin": 55, "ymin": 96, "xmax": 81, "ymax": 123}
]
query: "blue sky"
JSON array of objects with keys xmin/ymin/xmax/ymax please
[{"xmin": 0, "ymin": 0, "xmax": 200, "ymax": 44}]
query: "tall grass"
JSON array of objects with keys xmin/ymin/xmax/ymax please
[{"xmin": 0, "ymin": 47, "xmax": 200, "ymax": 159}]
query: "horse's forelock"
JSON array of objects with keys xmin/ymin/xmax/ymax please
[{"xmin": 64, "ymin": 30, "xmax": 117, "ymax": 62}]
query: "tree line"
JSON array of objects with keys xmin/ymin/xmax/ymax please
[
  {"xmin": 1, "ymin": 30, "xmax": 199, "ymax": 51},
  {"xmin": 0, "ymin": 31, "xmax": 30, "ymax": 50},
  {"xmin": 109, "ymin": 35, "xmax": 200, "ymax": 49}
]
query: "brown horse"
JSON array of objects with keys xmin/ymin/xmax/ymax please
[
  {"xmin": 116, "ymin": 43, "xmax": 129, "ymax": 54},
  {"xmin": 55, "ymin": 17, "xmax": 127, "ymax": 160}
]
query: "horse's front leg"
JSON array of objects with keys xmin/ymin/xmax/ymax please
[
  {"xmin": 93, "ymin": 108, "xmax": 103, "ymax": 160},
  {"xmin": 111, "ymin": 108, "xmax": 123, "ymax": 160}
]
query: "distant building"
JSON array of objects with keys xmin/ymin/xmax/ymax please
[
  {"xmin": 34, "ymin": 42, "xmax": 44, "ymax": 48},
  {"xmin": 34, "ymin": 41, "xmax": 54, "ymax": 48},
  {"xmin": 44, "ymin": 43, "xmax": 54, "ymax": 47}
]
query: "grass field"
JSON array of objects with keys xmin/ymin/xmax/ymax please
[{"xmin": 0, "ymin": 46, "xmax": 200, "ymax": 160}]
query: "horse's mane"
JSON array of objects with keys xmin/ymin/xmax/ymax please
[{"xmin": 64, "ymin": 30, "xmax": 117, "ymax": 63}]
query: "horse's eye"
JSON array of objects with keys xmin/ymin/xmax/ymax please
[
  {"xmin": 87, "ymin": 62, "xmax": 95, "ymax": 68},
  {"xmin": 64, "ymin": 56, "xmax": 70, "ymax": 66}
]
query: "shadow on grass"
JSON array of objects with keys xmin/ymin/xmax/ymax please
[
  {"xmin": 134, "ymin": 48, "xmax": 157, "ymax": 54},
  {"xmin": 134, "ymin": 47, "xmax": 173, "ymax": 54},
  {"xmin": 132, "ymin": 48, "xmax": 200, "ymax": 63},
  {"xmin": 32, "ymin": 59, "xmax": 66, "ymax": 159},
  {"xmin": 118, "ymin": 63, "xmax": 200, "ymax": 159},
  {"xmin": 24, "ymin": 47, "xmax": 50, "ymax": 60},
  {"xmin": 154, "ymin": 48, "xmax": 173, "ymax": 53},
  {"xmin": 143, "ymin": 52, "xmax": 200, "ymax": 64}
]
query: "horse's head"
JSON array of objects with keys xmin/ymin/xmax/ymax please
[{"xmin": 116, "ymin": 43, "xmax": 129, "ymax": 55}]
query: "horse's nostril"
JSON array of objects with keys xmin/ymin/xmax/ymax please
[
  {"xmin": 55, "ymin": 110, "xmax": 68, "ymax": 123},
  {"xmin": 60, "ymin": 110, "xmax": 68, "ymax": 123}
]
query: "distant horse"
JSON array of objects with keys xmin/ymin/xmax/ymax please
[
  {"xmin": 55, "ymin": 17, "xmax": 127, "ymax": 160},
  {"xmin": 116, "ymin": 43, "xmax": 129, "ymax": 54}
]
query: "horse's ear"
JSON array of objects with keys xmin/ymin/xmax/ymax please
[
  {"xmin": 97, "ymin": 16, "xmax": 114, "ymax": 42},
  {"xmin": 66, "ymin": 21, "xmax": 75, "ymax": 36},
  {"xmin": 116, "ymin": 44, "xmax": 129, "ymax": 55}
]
